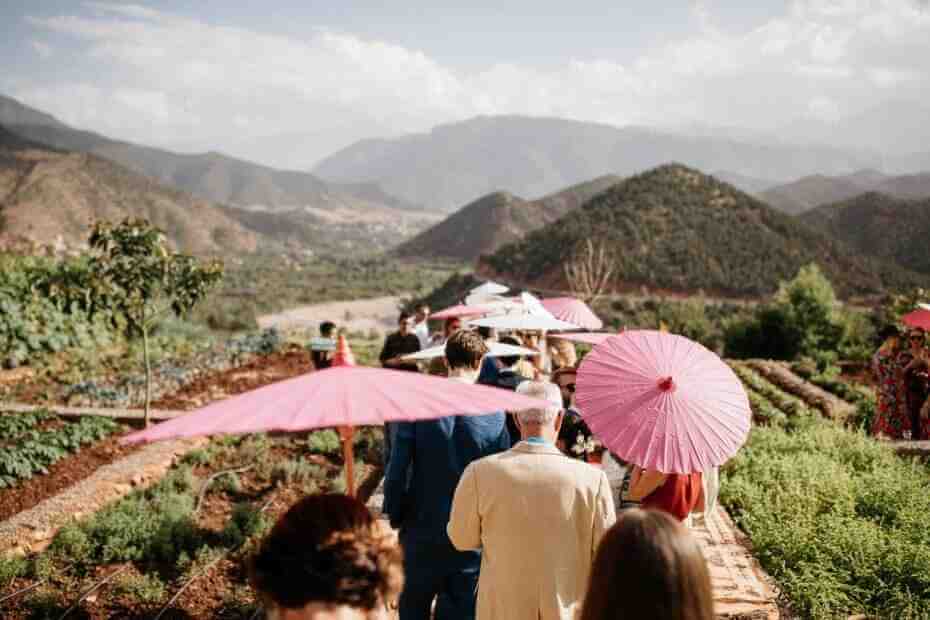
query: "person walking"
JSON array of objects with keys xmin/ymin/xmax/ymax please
[
  {"xmin": 413, "ymin": 304, "xmax": 432, "ymax": 349},
  {"xmin": 379, "ymin": 312, "xmax": 422, "ymax": 373},
  {"xmin": 447, "ymin": 381, "xmax": 616, "ymax": 620},
  {"xmin": 478, "ymin": 335, "xmax": 530, "ymax": 445},
  {"xmin": 624, "ymin": 464, "xmax": 703, "ymax": 523},
  {"xmin": 383, "ymin": 330, "xmax": 510, "ymax": 620},
  {"xmin": 579, "ymin": 509, "xmax": 714, "ymax": 620},
  {"xmin": 309, "ymin": 321, "xmax": 337, "ymax": 371}
]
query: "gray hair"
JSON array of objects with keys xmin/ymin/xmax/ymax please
[{"xmin": 514, "ymin": 381, "xmax": 563, "ymax": 425}]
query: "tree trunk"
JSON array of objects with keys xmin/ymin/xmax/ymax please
[{"xmin": 142, "ymin": 324, "xmax": 152, "ymax": 428}]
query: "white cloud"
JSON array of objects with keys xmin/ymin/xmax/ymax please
[
  {"xmin": 15, "ymin": 0, "xmax": 930, "ymax": 165},
  {"xmin": 30, "ymin": 40, "xmax": 53, "ymax": 58}
]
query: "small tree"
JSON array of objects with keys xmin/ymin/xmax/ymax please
[
  {"xmin": 564, "ymin": 239, "xmax": 616, "ymax": 304},
  {"xmin": 89, "ymin": 219, "xmax": 223, "ymax": 426}
]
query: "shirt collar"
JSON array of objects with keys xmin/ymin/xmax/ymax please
[{"xmin": 525, "ymin": 437, "xmax": 552, "ymax": 446}]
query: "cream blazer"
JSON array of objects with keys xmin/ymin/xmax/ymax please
[{"xmin": 447, "ymin": 441, "xmax": 616, "ymax": 620}]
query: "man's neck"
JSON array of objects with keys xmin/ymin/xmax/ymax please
[
  {"xmin": 521, "ymin": 428, "xmax": 558, "ymax": 444},
  {"xmin": 447, "ymin": 367, "xmax": 478, "ymax": 383}
]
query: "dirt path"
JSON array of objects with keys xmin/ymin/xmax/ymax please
[{"xmin": 256, "ymin": 295, "xmax": 403, "ymax": 335}]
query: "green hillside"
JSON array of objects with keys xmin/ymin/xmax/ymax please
[
  {"xmin": 799, "ymin": 192, "xmax": 930, "ymax": 276},
  {"xmin": 481, "ymin": 164, "xmax": 925, "ymax": 298},
  {"xmin": 394, "ymin": 175, "xmax": 620, "ymax": 261}
]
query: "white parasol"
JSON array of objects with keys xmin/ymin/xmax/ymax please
[
  {"xmin": 401, "ymin": 341, "xmax": 539, "ymax": 361},
  {"xmin": 469, "ymin": 281, "xmax": 510, "ymax": 297}
]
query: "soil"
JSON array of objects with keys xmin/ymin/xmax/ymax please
[
  {"xmin": 0, "ymin": 343, "xmax": 386, "ymax": 619},
  {"xmin": 0, "ymin": 440, "xmax": 381, "ymax": 619},
  {"xmin": 0, "ymin": 427, "xmax": 138, "ymax": 522},
  {"xmin": 151, "ymin": 346, "xmax": 312, "ymax": 411}
]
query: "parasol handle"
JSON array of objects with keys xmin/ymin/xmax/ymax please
[{"xmin": 338, "ymin": 425, "xmax": 356, "ymax": 497}]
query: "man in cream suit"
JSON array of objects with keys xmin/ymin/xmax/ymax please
[{"xmin": 447, "ymin": 381, "xmax": 616, "ymax": 620}]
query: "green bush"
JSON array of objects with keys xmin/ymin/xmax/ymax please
[
  {"xmin": 0, "ymin": 554, "xmax": 29, "ymax": 586},
  {"xmin": 221, "ymin": 503, "xmax": 270, "ymax": 548},
  {"xmin": 306, "ymin": 430, "xmax": 342, "ymax": 457},
  {"xmin": 112, "ymin": 572, "xmax": 167, "ymax": 604},
  {"xmin": 725, "ymin": 264, "xmax": 860, "ymax": 360},
  {"xmin": 722, "ymin": 420, "xmax": 930, "ymax": 618}
]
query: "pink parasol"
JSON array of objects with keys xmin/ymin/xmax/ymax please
[
  {"xmin": 125, "ymin": 335, "xmax": 548, "ymax": 496},
  {"xmin": 576, "ymin": 330, "xmax": 750, "ymax": 474},
  {"xmin": 549, "ymin": 332, "xmax": 614, "ymax": 346},
  {"xmin": 541, "ymin": 297, "xmax": 604, "ymax": 330},
  {"xmin": 902, "ymin": 308, "xmax": 930, "ymax": 331}
]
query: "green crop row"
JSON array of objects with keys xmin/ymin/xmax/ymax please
[
  {"xmin": 731, "ymin": 364, "xmax": 813, "ymax": 418},
  {"xmin": 791, "ymin": 363, "xmax": 873, "ymax": 406},
  {"xmin": 0, "ymin": 416, "xmax": 119, "ymax": 488},
  {"xmin": 722, "ymin": 419, "xmax": 930, "ymax": 618},
  {"xmin": 745, "ymin": 390, "xmax": 789, "ymax": 428},
  {"xmin": 0, "ymin": 410, "xmax": 56, "ymax": 442}
]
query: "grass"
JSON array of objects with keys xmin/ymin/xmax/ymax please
[{"xmin": 721, "ymin": 418, "xmax": 930, "ymax": 619}]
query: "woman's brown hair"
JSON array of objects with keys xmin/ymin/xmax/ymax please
[
  {"xmin": 580, "ymin": 508, "xmax": 714, "ymax": 620},
  {"xmin": 249, "ymin": 493, "xmax": 403, "ymax": 611}
]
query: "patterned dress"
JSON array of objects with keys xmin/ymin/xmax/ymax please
[
  {"xmin": 871, "ymin": 347, "xmax": 909, "ymax": 438},
  {"xmin": 899, "ymin": 350, "xmax": 930, "ymax": 440}
]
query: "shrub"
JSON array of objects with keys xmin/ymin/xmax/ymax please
[
  {"xmin": 306, "ymin": 430, "xmax": 341, "ymax": 457},
  {"xmin": 721, "ymin": 420, "xmax": 930, "ymax": 618},
  {"xmin": 112, "ymin": 573, "xmax": 167, "ymax": 604},
  {"xmin": 221, "ymin": 503, "xmax": 270, "ymax": 548},
  {"xmin": 0, "ymin": 554, "xmax": 29, "ymax": 586}
]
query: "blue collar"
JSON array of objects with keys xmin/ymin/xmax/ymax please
[{"xmin": 525, "ymin": 437, "xmax": 552, "ymax": 446}]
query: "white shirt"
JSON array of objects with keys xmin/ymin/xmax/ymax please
[{"xmin": 414, "ymin": 320, "xmax": 430, "ymax": 349}]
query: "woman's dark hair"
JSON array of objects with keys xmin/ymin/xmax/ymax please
[
  {"xmin": 497, "ymin": 335, "xmax": 524, "ymax": 368},
  {"xmin": 580, "ymin": 509, "xmax": 714, "ymax": 620},
  {"xmin": 319, "ymin": 321, "xmax": 336, "ymax": 337},
  {"xmin": 878, "ymin": 324, "xmax": 900, "ymax": 342},
  {"xmin": 445, "ymin": 329, "xmax": 489, "ymax": 370},
  {"xmin": 249, "ymin": 494, "xmax": 402, "ymax": 611}
]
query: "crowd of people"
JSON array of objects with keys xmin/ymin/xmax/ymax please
[
  {"xmin": 283, "ymin": 306, "xmax": 717, "ymax": 619},
  {"xmin": 871, "ymin": 326, "xmax": 929, "ymax": 440}
]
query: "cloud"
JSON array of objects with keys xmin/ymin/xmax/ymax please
[
  {"xmin": 15, "ymin": 0, "xmax": 930, "ymax": 165},
  {"xmin": 30, "ymin": 40, "xmax": 53, "ymax": 58}
]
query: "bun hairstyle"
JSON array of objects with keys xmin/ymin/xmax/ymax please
[{"xmin": 250, "ymin": 494, "xmax": 403, "ymax": 611}]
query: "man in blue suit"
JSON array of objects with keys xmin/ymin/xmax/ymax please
[{"xmin": 383, "ymin": 329, "xmax": 510, "ymax": 620}]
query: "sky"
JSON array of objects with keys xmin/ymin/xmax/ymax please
[{"xmin": 2, "ymin": 0, "xmax": 929, "ymax": 169}]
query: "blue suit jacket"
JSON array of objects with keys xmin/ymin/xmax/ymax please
[{"xmin": 383, "ymin": 412, "xmax": 510, "ymax": 540}]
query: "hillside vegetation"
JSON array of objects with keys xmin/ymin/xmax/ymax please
[
  {"xmin": 800, "ymin": 192, "xmax": 930, "ymax": 276},
  {"xmin": 393, "ymin": 175, "xmax": 620, "ymax": 260},
  {"xmin": 0, "ymin": 135, "xmax": 257, "ymax": 255},
  {"xmin": 481, "ymin": 164, "xmax": 925, "ymax": 298}
]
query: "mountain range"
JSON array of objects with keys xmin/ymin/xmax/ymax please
[
  {"xmin": 760, "ymin": 170, "xmax": 930, "ymax": 215},
  {"xmin": 0, "ymin": 125, "xmax": 258, "ymax": 255},
  {"xmin": 0, "ymin": 95, "xmax": 421, "ymax": 214},
  {"xmin": 479, "ymin": 164, "xmax": 926, "ymax": 298},
  {"xmin": 313, "ymin": 115, "xmax": 898, "ymax": 211},
  {"xmin": 799, "ymin": 193, "xmax": 930, "ymax": 277},
  {"xmin": 393, "ymin": 175, "xmax": 620, "ymax": 261}
]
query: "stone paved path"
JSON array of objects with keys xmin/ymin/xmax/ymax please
[{"xmin": 366, "ymin": 458, "xmax": 779, "ymax": 619}]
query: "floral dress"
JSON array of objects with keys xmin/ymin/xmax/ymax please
[
  {"xmin": 899, "ymin": 350, "xmax": 930, "ymax": 440},
  {"xmin": 871, "ymin": 348, "xmax": 909, "ymax": 438}
]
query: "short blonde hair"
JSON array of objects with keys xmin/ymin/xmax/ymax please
[{"xmin": 515, "ymin": 381, "xmax": 562, "ymax": 425}]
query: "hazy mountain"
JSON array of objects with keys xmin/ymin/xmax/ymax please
[
  {"xmin": 0, "ymin": 94, "xmax": 420, "ymax": 214},
  {"xmin": 778, "ymin": 100, "xmax": 930, "ymax": 158},
  {"xmin": 0, "ymin": 95, "xmax": 67, "ymax": 131},
  {"xmin": 710, "ymin": 170, "xmax": 783, "ymax": 194},
  {"xmin": 762, "ymin": 170, "xmax": 930, "ymax": 214},
  {"xmin": 480, "ymin": 164, "xmax": 924, "ymax": 298},
  {"xmin": 313, "ymin": 115, "xmax": 882, "ymax": 211},
  {"xmin": 393, "ymin": 175, "xmax": 620, "ymax": 261},
  {"xmin": 0, "ymin": 127, "xmax": 258, "ymax": 255},
  {"xmin": 799, "ymin": 192, "xmax": 930, "ymax": 276}
]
